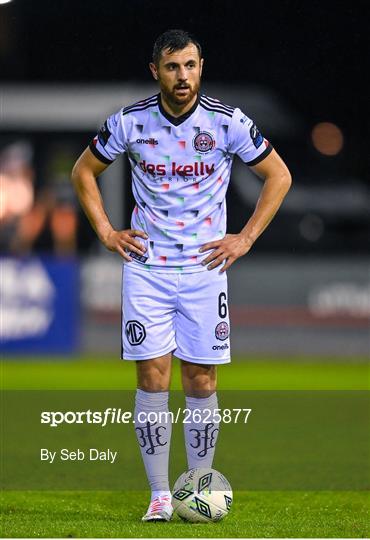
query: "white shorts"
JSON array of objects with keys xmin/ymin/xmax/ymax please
[{"xmin": 121, "ymin": 264, "xmax": 231, "ymax": 365}]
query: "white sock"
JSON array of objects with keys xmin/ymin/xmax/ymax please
[
  {"xmin": 151, "ymin": 489, "xmax": 171, "ymax": 500},
  {"xmin": 134, "ymin": 389, "xmax": 172, "ymax": 496},
  {"xmin": 184, "ymin": 392, "xmax": 220, "ymax": 469}
]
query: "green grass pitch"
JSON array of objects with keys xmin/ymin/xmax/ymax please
[{"xmin": 1, "ymin": 355, "xmax": 369, "ymax": 538}]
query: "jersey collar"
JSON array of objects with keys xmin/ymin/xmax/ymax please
[{"xmin": 158, "ymin": 93, "xmax": 200, "ymax": 126}]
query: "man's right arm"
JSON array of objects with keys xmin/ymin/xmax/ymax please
[{"xmin": 71, "ymin": 147, "xmax": 147, "ymax": 261}]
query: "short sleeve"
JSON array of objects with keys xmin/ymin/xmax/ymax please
[
  {"xmin": 228, "ymin": 108, "xmax": 273, "ymax": 166},
  {"xmin": 89, "ymin": 110, "xmax": 127, "ymax": 164}
]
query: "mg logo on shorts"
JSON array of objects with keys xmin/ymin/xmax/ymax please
[{"xmin": 125, "ymin": 320, "xmax": 146, "ymax": 346}]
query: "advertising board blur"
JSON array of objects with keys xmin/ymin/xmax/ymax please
[{"xmin": 0, "ymin": 257, "xmax": 80, "ymax": 355}]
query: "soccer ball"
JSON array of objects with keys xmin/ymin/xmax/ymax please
[{"xmin": 172, "ymin": 467, "xmax": 233, "ymax": 522}]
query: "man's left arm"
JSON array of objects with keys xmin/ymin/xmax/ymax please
[{"xmin": 199, "ymin": 149, "xmax": 292, "ymax": 271}]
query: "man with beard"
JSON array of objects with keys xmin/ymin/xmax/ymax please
[{"xmin": 71, "ymin": 29, "xmax": 291, "ymax": 521}]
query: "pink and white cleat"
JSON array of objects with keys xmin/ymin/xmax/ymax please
[{"xmin": 142, "ymin": 495, "xmax": 173, "ymax": 522}]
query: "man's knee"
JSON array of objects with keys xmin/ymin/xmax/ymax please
[
  {"xmin": 189, "ymin": 374, "xmax": 216, "ymax": 397},
  {"xmin": 138, "ymin": 370, "xmax": 169, "ymax": 392},
  {"xmin": 181, "ymin": 363, "xmax": 217, "ymax": 397},
  {"xmin": 136, "ymin": 354, "xmax": 172, "ymax": 392}
]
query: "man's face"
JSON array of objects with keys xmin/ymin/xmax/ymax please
[{"xmin": 150, "ymin": 44, "xmax": 203, "ymax": 107}]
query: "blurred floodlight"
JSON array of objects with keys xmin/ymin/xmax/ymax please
[
  {"xmin": 299, "ymin": 213, "xmax": 324, "ymax": 242},
  {"xmin": 311, "ymin": 122, "xmax": 344, "ymax": 156},
  {"xmin": 0, "ymin": 0, "xmax": 14, "ymax": 4}
]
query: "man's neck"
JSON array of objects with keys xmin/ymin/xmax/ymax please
[{"xmin": 160, "ymin": 93, "xmax": 198, "ymax": 118}]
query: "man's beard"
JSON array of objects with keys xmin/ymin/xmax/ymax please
[{"xmin": 160, "ymin": 79, "xmax": 200, "ymax": 107}]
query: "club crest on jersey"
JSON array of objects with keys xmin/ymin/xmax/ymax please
[
  {"xmin": 192, "ymin": 131, "xmax": 215, "ymax": 153},
  {"xmin": 215, "ymin": 321, "xmax": 229, "ymax": 341}
]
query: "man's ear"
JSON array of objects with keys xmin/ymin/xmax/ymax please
[
  {"xmin": 200, "ymin": 58, "xmax": 204, "ymax": 77},
  {"xmin": 149, "ymin": 62, "xmax": 158, "ymax": 81}
]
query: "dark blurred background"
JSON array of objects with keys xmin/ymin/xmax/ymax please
[{"xmin": 1, "ymin": 0, "xmax": 369, "ymax": 357}]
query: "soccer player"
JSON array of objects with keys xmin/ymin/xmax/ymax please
[{"xmin": 71, "ymin": 29, "xmax": 291, "ymax": 521}]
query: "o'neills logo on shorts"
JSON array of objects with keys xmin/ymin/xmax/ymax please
[
  {"xmin": 212, "ymin": 344, "xmax": 229, "ymax": 351},
  {"xmin": 139, "ymin": 160, "xmax": 215, "ymax": 177}
]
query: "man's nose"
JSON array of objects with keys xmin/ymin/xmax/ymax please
[{"xmin": 178, "ymin": 66, "xmax": 187, "ymax": 80}]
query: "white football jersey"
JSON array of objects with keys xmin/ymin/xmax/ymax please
[{"xmin": 90, "ymin": 93, "xmax": 272, "ymax": 272}]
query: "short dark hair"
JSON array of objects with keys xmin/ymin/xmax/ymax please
[{"xmin": 152, "ymin": 29, "xmax": 202, "ymax": 65}]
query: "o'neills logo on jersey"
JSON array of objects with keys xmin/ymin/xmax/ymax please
[
  {"xmin": 136, "ymin": 138, "xmax": 158, "ymax": 145},
  {"xmin": 139, "ymin": 160, "xmax": 215, "ymax": 177}
]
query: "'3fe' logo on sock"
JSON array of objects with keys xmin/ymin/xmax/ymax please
[
  {"xmin": 189, "ymin": 423, "xmax": 219, "ymax": 458},
  {"xmin": 135, "ymin": 421, "xmax": 167, "ymax": 455}
]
